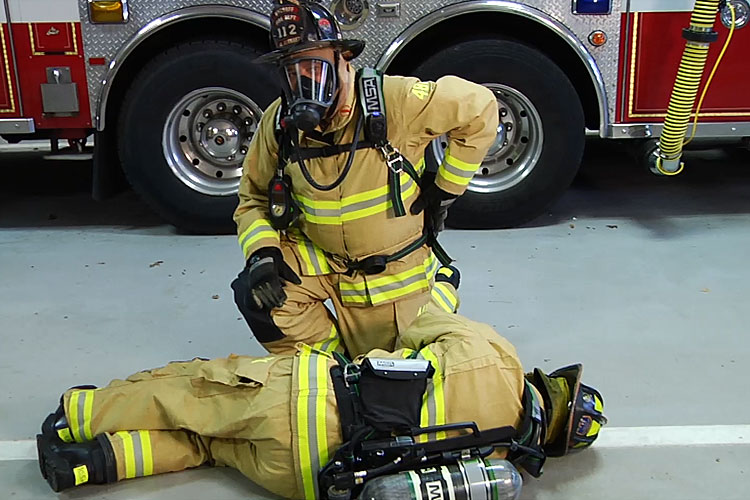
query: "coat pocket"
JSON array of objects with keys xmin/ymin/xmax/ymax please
[{"xmin": 191, "ymin": 355, "xmax": 274, "ymax": 397}]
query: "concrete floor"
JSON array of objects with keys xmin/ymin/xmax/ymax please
[{"xmin": 1, "ymin": 141, "xmax": 749, "ymax": 499}]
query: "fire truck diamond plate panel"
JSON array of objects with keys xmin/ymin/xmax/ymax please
[{"xmin": 78, "ymin": 0, "xmax": 624, "ymax": 128}]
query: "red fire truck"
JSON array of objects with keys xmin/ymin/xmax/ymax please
[{"xmin": 1, "ymin": 0, "xmax": 748, "ymax": 232}]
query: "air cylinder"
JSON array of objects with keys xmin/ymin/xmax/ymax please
[{"xmin": 357, "ymin": 458, "xmax": 522, "ymax": 500}]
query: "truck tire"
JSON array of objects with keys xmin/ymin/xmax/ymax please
[
  {"xmin": 413, "ymin": 38, "xmax": 585, "ymax": 229},
  {"xmin": 118, "ymin": 39, "xmax": 279, "ymax": 233}
]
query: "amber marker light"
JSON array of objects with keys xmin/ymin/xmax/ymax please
[
  {"xmin": 88, "ymin": 1, "xmax": 129, "ymax": 24},
  {"xmin": 588, "ymin": 30, "xmax": 607, "ymax": 47}
]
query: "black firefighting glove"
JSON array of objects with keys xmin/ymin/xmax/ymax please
[
  {"xmin": 242, "ymin": 247, "xmax": 301, "ymax": 310},
  {"xmin": 410, "ymin": 181, "xmax": 458, "ymax": 235}
]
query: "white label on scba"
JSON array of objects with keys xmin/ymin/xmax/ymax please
[{"xmin": 424, "ymin": 480, "xmax": 445, "ymax": 500}]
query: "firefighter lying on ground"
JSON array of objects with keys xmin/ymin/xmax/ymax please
[
  {"xmin": 37, "ymin": 267, "xmax": 606, "ymax": 499},
  {"xmin": 232, "ymin": 0, "xmax": 499, "ymax": 358}
]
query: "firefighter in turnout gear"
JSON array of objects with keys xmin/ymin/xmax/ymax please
[
  {"xmin": 37, "ymin": 268, "xmax": 606, "ymax": 499},
  {"xmin": 232, "ymin": 0, "xmax": 499, "ymax": 357}
]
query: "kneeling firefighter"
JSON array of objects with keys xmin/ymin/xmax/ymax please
[
  {"xmin": 232, "ymin": 0, "xmax": 499, "ymax": 357},
  {"xmin": 37, "ymin": 271, "xmax": 606, "ymax": 499}
]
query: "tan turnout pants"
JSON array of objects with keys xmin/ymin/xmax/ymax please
[
  {"xmin": 260, "ymin": 242, "xmax": 433, "ymax": 358},
  {"xmin": 60, "ymin": 280, "xmax": 460, "ymax": 499},
  {"xmin": 62, "ymin": 354, "xmax": 302, "ymax": 498}
]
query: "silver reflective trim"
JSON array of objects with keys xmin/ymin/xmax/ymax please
[
  {"xmin": 130, "ymin": 431, "xmax": 144, "ymax": 478},
  {"xmin": 75, "ymin": 391, "xmax": 88, "ymax": 441},
  {"xmin": 302, "ymin": 240, "xmax": 326, "ymax": 274},
  {"xmin": 0, "ymin": 118, "xmax": 35, "ymax": 134},
  {"xmin": 239, "ymin": 223, "xmax": 277, "ymax": 250},
  {"xmin": 306, "ymin": 354, "xmax": 322, "ymax": 495},
  {"xmin": 95, "ymin": 6, "xmax": 269, "ymax": 131},
  {"xmin": 417, "ymin": 352, "xmax": 438, "ymax": 438},
  {"xmin": 606, "ymin": 122, "xmax": 750, "ymax": 139},
  {"xmin": 441, "ymin": 160, "xmax": 476, "ymax": 179},
  {"xmin": 626, "ymin": 0, "xmax": 696, "ymax": 12},
  {"xmin": 367, "ymin": 272, "xmax": 426, "ymax": 297},
  {"xmin": 431, "ymin": 284, "xmax": 456, "ymax": 313},
  {"xmin": 375, "ymin": 0, "xmax": 609, "ymax": 136}
]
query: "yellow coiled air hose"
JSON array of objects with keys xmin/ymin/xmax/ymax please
[{"xmin": 655, "ymin": 0, "xmax": 730, "ymax": 175}]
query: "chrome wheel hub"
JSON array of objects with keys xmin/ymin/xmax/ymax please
[
  {"xmin": 163, "ymin": 87, "xmax": 262, "ymax": 196},
  {"xmin": 430, "ymin": 83, "xmax": 544, "ymax": 194}
]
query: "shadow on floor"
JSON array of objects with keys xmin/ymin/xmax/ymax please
[{"xmin": 1, "ymin": 143, "xmax": 748, "ymax": 231}]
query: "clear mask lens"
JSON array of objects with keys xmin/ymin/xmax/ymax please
[{"xmin": 283, "ymin": 57, "xmax": 336, "ymax": 106}]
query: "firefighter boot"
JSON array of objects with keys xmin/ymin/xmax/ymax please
[
  {"xmin": 40, "ymin": 385, "xmax": 97, "ymax": 444},
  {"xmin": 37, "ymin": 432, "xmax": 117, "ymax": 492}
]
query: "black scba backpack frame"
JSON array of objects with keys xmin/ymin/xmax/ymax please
[
  {"xmin": 268, "ymin": 68, "xmax": 452, "ymax": 273},
  {"xmin": 319, "ymin": 353, "xmax": 548, "ymax": 500}
]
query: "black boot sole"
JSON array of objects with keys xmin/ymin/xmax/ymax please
[{"xmin": 37, "ymin": 434, "xmax": 76, "ymax": 492}]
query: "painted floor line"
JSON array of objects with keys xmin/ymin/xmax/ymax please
[
  {"xmin": 2, "ymin": 425, "xmax": 749, "ymax": 461},
  {"xmin": 594, "ymin": 424, "xmax": 750, "ymax": 448}
]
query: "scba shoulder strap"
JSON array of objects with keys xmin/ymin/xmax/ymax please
[
  {"xmin": 274, "ymin": 67, "xmax": 387, "ymax": 159},
  {"xmin": 357, "ymin": 67, "xmax": 388, "ymax": 147}
]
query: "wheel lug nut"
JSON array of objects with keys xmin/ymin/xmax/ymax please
[
  {"xmin": 240, "ymin": 147, "xmax": 248, "ymax": 155},
  {"xmin": 244, "ymin": 118, "xmax": 253, "ymax": 126},
  {"xmin": 203, "ymin": 110, "xmax": 213, "ymax": 119},
  {"xmin": 197, "ymin": 122, "xmax": 205, "ymax": 131},
  {"xmin": 233, "ymin": 106, "xmax": 242, "ymax": 115},
  {"xmin": 217, "ymin": 102, "xmax": 226, "ymax": 112},
  {"xmin": 505, "ymin": 122, "xmax": 513, "ymax": 131},
  {"xmin": 500, "ymin": 108, "xmax": 508, "ymax": 117},
  {"xmin": 227, "ymin": 155, "xmax": 235, "ymax": 161}
]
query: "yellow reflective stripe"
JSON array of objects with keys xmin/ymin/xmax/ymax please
[
  {"xmin": 314, "ymin": 245, "xmax": 332, "ymax": 273},
  {"xmin": 370, "ymin": 278, "xmax": 428, "ymax": 304},
  {"xmin": 339, "ymin": 280, "xmax": 367, "ymax": 291},
  {"xmin": 431, "ymin": 283, "xmax": 455, "ymax": 313},
  {"xmin": 341, "ymin": 294, "xmax": 369, "ymax": 304},
  {"xmin": 68, "ymin": 389, "xmax": 95, "ymax": 442},
  {"xmin": 415, "ymin": 157, "xmax": 426, "ymax": 175},
  {"xmin": 445, "ymin": 149, "xmax": 481, "ymax": 172},
  {"xmin": 420, "ymin": 347, "xmax": 446, "ymax": 441},
  {"xmin": 296, "ymin": 351, "xmax": 331, "ymax": 500},
  {"xmin": 140, "ymin": 431, "xmax": 154, "ymax": 476},
  {"xmin": 365, "ymin": 265, "xmax": 422, "ymax": 288},
  {"xmin": 367, "ymin": 264, "xmax": 429, "ymax": 304},
  {"xmin": 297, "ymin": 240, "xmax": 316, "ymax": 275},
  {"xmin": 239, "ymin": 219, "xmax": 279, "ymax": 257},
  {"xmin": 424, "ymin": 252, "xmax": 439, "ymax": 279},
  {"xmin": 83, "ymin": 391, "xmax": 94, "ymax": 441},
  {"xmin": 295, "ymin": 173, "xmax": 415, "ymax": 225},
  {"xmin": 315, "ymin": 355, "xmax": 329, "ymax": 466},
  {"xmin": 588, "ymin": 420, "xmax": 601, "ymax": 438},
  {"xmin": 312, "ymin": 324, "xmax": 341, "ymax": 353},
  {"xmin": 401, "ymin": 348, "xmax": 416, "ymax": 359},
  {"xmin": 117, "ymin": 431, "xmax": 136, "ymax": 479},
  {"xmin": 438, "ymin": 164, "xmax": 473, "ymax": 186},
  {"xmin": 297, "ymin": 238, "xmax": 333, "ymax": 275},
  {"xmin": 68, "ymin": 391, "xmax": 81, "ymax": 442}
]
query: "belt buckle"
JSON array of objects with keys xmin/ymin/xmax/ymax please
[
  {"xmin": 343, "ymin": 363, "xmax": 361, "ymax": 387},
  {"xmin": 379, "ymin": 144, "xmax": 403, "ymax": 174}
]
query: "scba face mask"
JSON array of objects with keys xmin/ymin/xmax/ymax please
[{"xmin": 282, "ymin": 56, "xmax": 338, "ymax": 132}]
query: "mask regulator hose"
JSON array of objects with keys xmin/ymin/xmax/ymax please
[{"xmin": 655, "ymin": 0, "xmax": 737, "ymax": 175}]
